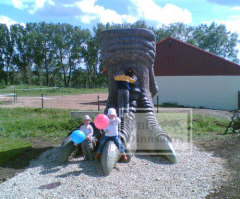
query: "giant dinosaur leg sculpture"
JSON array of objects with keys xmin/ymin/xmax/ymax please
[
  {"xmin": 99, "ymin": 29, "xmax": 177, "ymax": 175},
  {"xmin": 100, "ymin": 111, "xmax": 137, "ymax": 175}
]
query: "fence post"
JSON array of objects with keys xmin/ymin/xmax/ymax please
[
  {"xmin": 157, "ymin": 96, "xmax": 159, "ymax": 113},
  {"xmin": 97, "ymin": 95, "xmax": 100, "ymax": 111},
  {"xmin": 41, "ymin": 93, "xmax": 44, "ymax": 109},
  {"xmin": 14, "ymin": 91, "xmax": 16, "ymax": 102}
]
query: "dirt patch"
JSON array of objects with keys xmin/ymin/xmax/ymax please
[
  {"xmin": 0, "ymin": 93, "xmax": 108, "ymax": 110},
  {"xmin": 194, "ymin": 135, "xmax": 240, "ymax": 198},
  {"xmin": 1, "ymin": 93, "xmax": 233, "ymax": 121},
  {"xmin": 0, "ymin": 138, "xmax": 55, "ymax": 184}
]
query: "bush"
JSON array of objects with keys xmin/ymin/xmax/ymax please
[{"xmin": 0, "ymin": 80, "xmax": 6, "ymax": 89}]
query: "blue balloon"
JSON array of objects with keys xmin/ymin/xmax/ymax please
[{"xmin": 71, "ymin": 130, "xmax": 86, "ymax": 144}]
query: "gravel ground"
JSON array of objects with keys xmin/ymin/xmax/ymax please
[{"xmin": 0, "ymin": 143, "xmax": 229, "ymax": 199}]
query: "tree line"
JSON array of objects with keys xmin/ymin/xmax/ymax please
[{"xmin": 0, "ymin": 21, "xmax": 239, "ymax": 88}]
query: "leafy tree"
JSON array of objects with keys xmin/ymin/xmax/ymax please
[
  {"xmin": 192, "ymin": 22, "xmax": 239, "ymax": 63},
  {"xmin": 154, "ymin": 22, "xmax": 239, "ymax": 63},
  {"xmin": 67, "ymin": 26, "xmax": 91, "ymax": 87},
  {"xmin": 37, "ymin": 22, "xmax": 57, "ymax": 86},
  {"xmin": 0, "ymin": 24, "xmax": 14, "ymax": 84},
  {"xmin": 0, "ymin": 21, "xmax": 239, "ymax": 87},
  {"xmin": 52, "ymin": 23, "xmax": 90, "ymax": 87},
  {"xmin": 11, "ymin": 24, "xmax": 34, "ymax": 84},
  {"xmin": 154, "ymin": 23, "xmax": 194, "ymax": 43}
]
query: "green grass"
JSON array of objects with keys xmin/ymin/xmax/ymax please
[
  {"xmin": 192, "ymin": 114, "xmax": 230, "ymax": 140},
  {"xmin": 1, "ymin": 108, "xmax": 230, "ymax": 143},
  {"xmin": 0, "ymin": 137, "xmax": 32, "ymax": 165},
  {"xmin": 0, "ymin": 107, "xmax": 93, "ymax": 165},
  {"xmin": 156, "ymin": 112, "xmax": 230, "ymax": 141},
  {"xmin": 0, "ymin": 107, "xmax": 232, "ymax": 165},
  {"xmin": 0, "ymin": 107, "xmax": 85, "ymax": 144},
  {"xmin": 0, "ymin": 85, "xmax": 108, "ymax": 97}
]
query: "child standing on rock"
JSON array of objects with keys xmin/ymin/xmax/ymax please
[{"xmin": 95, "ymin": 108, "xmax": 127, "ymax": 161}]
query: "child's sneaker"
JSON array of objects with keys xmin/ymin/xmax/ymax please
[
  {"xmin": 121, "ymin": 154, "xmax": 128, "ymax": 162},
  {"xmin": 95, "ymin": 153, "xmax": 100, "ymax": 159}
]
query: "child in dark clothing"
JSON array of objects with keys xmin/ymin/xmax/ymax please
[{"xmin": 114, "ymin": 69, "xmax": 137, "ymax": 117}]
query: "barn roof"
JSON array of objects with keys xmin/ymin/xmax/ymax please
[{"xmin": 154, "ymin": 37, "xmax": 240, "ymax": 76}]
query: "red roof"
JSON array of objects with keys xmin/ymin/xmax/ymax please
[{"xmin": 154, "ymin": 37, "xmax": 240, "ymax": 76}]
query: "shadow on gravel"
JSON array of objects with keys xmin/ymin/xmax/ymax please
[
  {"xmin": 195, "ymin": 135, "xmax": 240, "ymax": 199},
  {"xmin": 135, "ymin": 154, "xmax": 174, "ymax": 165},
  {"xmin": 55, "ymin": 159, "xmax": 105, "ymax": 178},
  {"xmin": 0, "ymin": 146, "xmax": 53, "ymax": 169},
  {"xmin": 57, "ymin": 170, "xmax": 83, "ymax": 178},
  {"xmin": 0, "ymin": 146, "xmax": 53, "ymax": 183}
]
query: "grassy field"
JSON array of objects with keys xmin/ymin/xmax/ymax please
[
  {"xmin": 0, "ymin": 108, "xmax": 83, "ymax": 143},
  {"xmin": 192, "ymin": 114, "xmax": 230, "ymax": 140},
  {"xmin": 0, "ymin": 107, "xmax": 85, "ymax": 165},
  {"xmin": 0, "ymin": 107, "xmax": 232, "ymax": 165},
  {"xmin": 0, "ymin": 85, "xmax": 108, "ymax": 97},
  {"xmin": 156, "ymin": 112, "xmax": 230, "ymax": 141}
]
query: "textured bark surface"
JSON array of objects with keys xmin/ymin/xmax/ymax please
[{"xmin": 100, "ymin": 29, "xmax": 158, "ymax": 112}]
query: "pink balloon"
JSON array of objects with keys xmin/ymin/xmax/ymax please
[{"xmin": 94, "ymin": 114, "xmax": 109, "ymax": 129}]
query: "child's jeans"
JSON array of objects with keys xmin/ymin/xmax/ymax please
[
  {"xmin": 118, "ymin": 89, "xmax": 129, "ymax": 117},
  {"xmin": 97, "ymin": 136, "xmax": 125, "ymax": 154}
]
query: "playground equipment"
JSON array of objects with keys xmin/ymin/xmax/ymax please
[{"xmin": 57, "ymin": 29, "xmax": 177, "ymax": 175}]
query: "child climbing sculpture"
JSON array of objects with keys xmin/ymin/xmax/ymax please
[{"xmin": 114, "ymin": 68, "xmax": 137, "ymax": 117}]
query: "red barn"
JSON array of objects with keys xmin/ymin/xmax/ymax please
[{"xmin": 153, "ymin": 37, "xmax": 240, "ymax": 110}]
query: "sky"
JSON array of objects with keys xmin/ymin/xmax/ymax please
[{"xmin": 1, "ymin": 0, "xmax": 240, "ymax": 39}]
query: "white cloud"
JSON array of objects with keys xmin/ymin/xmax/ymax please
[
  {"xmin": 219, "ymin": 17, "xmax": 240, "ymax": 58},
  {"xmin": 10, "ymin": 0, "xmax": 137, "ymax": 24},
  {"xmin": 76, "ymin": 0, "xmax": 137, "ymax": 24},
  {"xmin": 11, "ymin": 0, "xmax": 54, "ymax": 13},
  {"xmin": 9, "ymin": 0, "xmax": 192, "ymax": 27},
  {"xmin": 76, "ymin": 0, "xmax": 191, "ymax": 25},
  {"xmin": 216, "ymin": 16, "xmax": 240, "ymax": 35},
  {"xmin": 35, "ymin": 0, "xmax": 47, "ymax": 8},
  {"xmin": 128, "ymin": 0, "xmax": 192, "ymax": 26},
  {"xmin": 81, "ymin": 15, "xmax": 97, "ymax": 24},
  {"xmin": 231, "ymin": 6, "xmax": 240, "ymax": 10},
  {"xmin": 0, "ymin": 15, "xmax": 25, "ymax": 28},
  {"xmin": 12, "ymin": 0, "xmax": 25, "ymax": 9}
]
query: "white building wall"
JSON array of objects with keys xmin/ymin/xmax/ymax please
[{"xmin": 153, "ymin": 76, "xmax": 240, "ymax": 110}]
